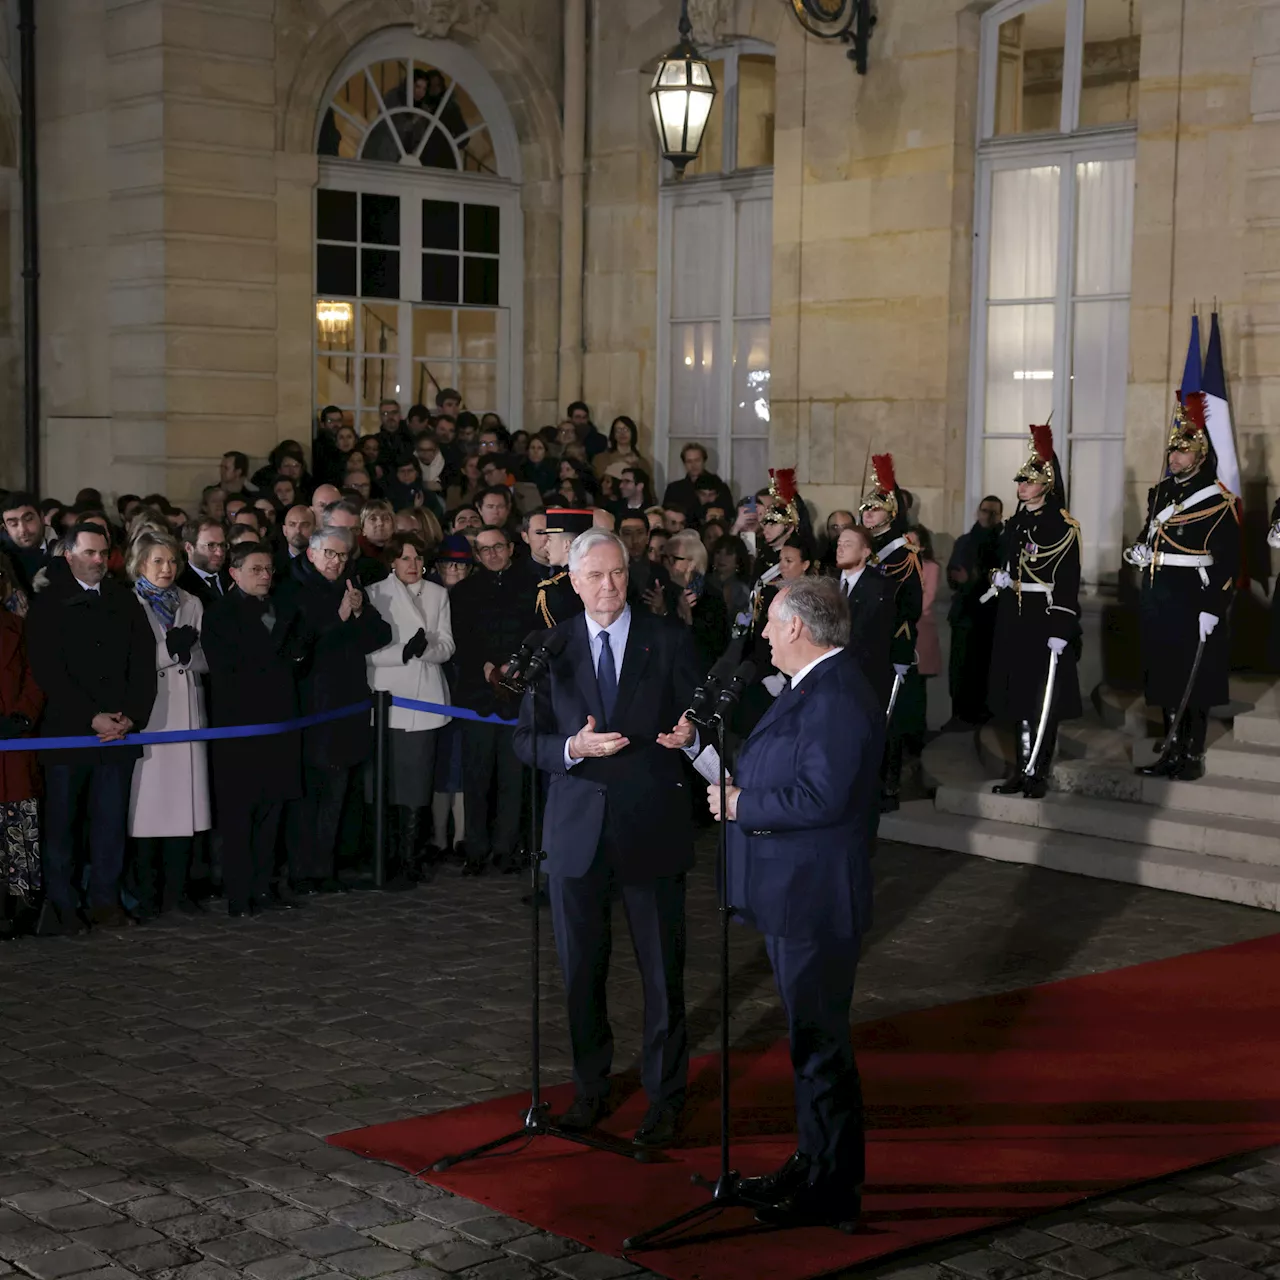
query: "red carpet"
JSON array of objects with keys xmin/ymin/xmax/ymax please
[{"xmin": 330, "ymin": 932, "xmax": 1280, "ymax": 1280}]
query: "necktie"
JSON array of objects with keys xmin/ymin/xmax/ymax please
[{"xmin": 596, "ymin": 628, "xmax": 618, "ymax": 725}]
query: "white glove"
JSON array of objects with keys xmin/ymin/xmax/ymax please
[
  {"xmin": 1123, "ymin": 543, "xmax": 1154, "ymax": 568},
  {"xmin": 1047, "ymin": 637, "xmax": 1068, "ymax": 656},
  {"xmin": 892, "ymin": 663, "xmax": 910, "ymax": 677},
  {"xmin": 992, "ymin": 570, "xmax": 1013, "ymax": 590},
  {"xmin": 1199, "ymin": 612, "xmax": 1219, "ymax": 642},
  {"xmin": 762, "ymin": 673, "xmax": 787, "ymax": 698},
  {"xmin": 1268, "ymin": 522, "xmax": 1280, "ymax": 551}
]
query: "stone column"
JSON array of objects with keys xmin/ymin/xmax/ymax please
[{"xmin": 558, "ymin": 0, "xmax": 586, "ymax": 412}]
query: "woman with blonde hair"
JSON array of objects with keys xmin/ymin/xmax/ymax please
[
  {"xmin": 126, "ymin": 529, "xmax": 210, "ymax": 917},
  {"xmin": 395, "ymin": 506, "xmax": 443, "ymax": 555},
  {"xmin": 663, "ymin": 529, "xmax": 729, "ymax": 674}
]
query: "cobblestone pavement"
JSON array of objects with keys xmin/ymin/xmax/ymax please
[{"xmin": 2, "ymin": 841, "xmax": 1279, "ymax": 1280}]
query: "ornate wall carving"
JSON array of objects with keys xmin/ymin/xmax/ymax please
[{"xmin": 401, "ymin": 0, "xmax": 492, "ymax": 39}]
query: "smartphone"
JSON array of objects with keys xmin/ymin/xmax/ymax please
[
  {"xmin": 744, "ymin": 497, "xmax": 758, "ymax": 513},
  {"xmin": 687, "ymin": 572, "xmax": 706, "ymax": 601}
]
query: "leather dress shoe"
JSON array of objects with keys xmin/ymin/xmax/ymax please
[
  {"xmin": 738, "ymin": 1151, "xmax": 811, "ymax": 1207},
  {"xmin": 557, "ymin": 1093, "xmax": 611, "ymax": 1131},
  {"xmin": 1137, "ymin": 751, "xmax": 1181, "ymax": 778},
  {"xmin": 1170, "ymin": 755, "xmax": 1206, "ymax": 782},
  {"xmin": 633, "ymin": 1102, "xmax": 682, "ymax": 1149},
  {"xmin": 754, "ymin": 1181, "xmax": 861, "ymax": 1234}
]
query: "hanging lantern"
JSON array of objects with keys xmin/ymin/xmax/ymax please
[{"xmin": 648, "ymin": 0, "xmax": 717, "ymax": 177}]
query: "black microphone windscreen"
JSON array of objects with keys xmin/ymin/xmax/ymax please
[
  {"xmin": 520, "ymin": 630, "xmax": 546, "ymax": 650},
  {"xmin": 707, "ymin": 652, "xmax": 738, "ymax": 683},
  {"xmin": 542, "ymin": 630, "xmax": 569, "ymax": 656},
  {"xmin": 731, "ymin": 659, "xmax": 757, "ymax": 685}
]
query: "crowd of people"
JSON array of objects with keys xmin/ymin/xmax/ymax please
[{"xmin": 0, "ymin": 391, "xmax": 1017, "ymax": 941}]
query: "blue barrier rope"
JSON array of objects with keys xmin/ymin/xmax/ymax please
[
  {"xmin": 388, "ymin": 695, "xmax": 514, "ymax": 726},
  {"xmin": 0, "ymin": 700, "xmax": 372, "ymax": 753}
]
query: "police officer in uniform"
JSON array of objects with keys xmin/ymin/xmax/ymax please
[
  {"xmin": 986, "ymin": 424, "xmax": 1082, "ymax": 799},
  {"xmin": 858, "ymin": 454, "xmax": 923, "ymax": 811},
  {"xmin": 535, "ymin": 508, "xmax": 594, "ymax": 629},
  {"xmin": 1125, "ymin": 392, "xmax": 1239, "ymax": 781}
]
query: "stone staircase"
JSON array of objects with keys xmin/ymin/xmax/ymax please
[{"xmin": 881, "ymin": 686, "xmax": 1280, "ymax": 911}]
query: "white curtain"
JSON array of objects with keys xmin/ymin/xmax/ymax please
[
  {"xmin": 1075, "ymin": 158, "xmax": 1134, "ymax": 295},
  {"xmin": 734, "ymin": 197, "xmax": 772, "ymax": 317},
  {"xmin": 671, "ymin": 201, "xmax": 722, "ymax": 319},
  {"xmin": 988, "ymin": 165, "xmax": 1060, "ymax": 300}
]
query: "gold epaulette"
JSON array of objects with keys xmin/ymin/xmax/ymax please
[
  {"xmin": 1061, "ymin": 509, "xmax": 1081, "ymax": 530},
  {"xmin": 535, "ymin": 571, "xmax": 566, "ymax": 629}
]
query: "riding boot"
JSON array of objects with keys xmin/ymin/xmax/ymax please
[
  {"xmin": 880, "ymin": 739, "xmax": 904, "ymax": 813},
  {"xmin": 1170, "ymin": 709, "xmax": 1208, "ymax": 781},
  {"xmin": 993, "ymin": 721, "xmax": 1033, "ymax": 794},
  {"xmin": 1138, "ymin": 707, "xmax": 1184, "ymax": 777},
  {"xmin": 384, "ymin": 807, "xmax": 417, "ymax": 891},
  {"xmin": 1022, "ymin": 720, "xmax": 1058, "ymax": 799}
]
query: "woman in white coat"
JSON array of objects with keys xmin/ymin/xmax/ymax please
[
  {"xmin": 127, "ymin": 529, "xmax": 211, "ymax": 916},
  {"xmin": 366, "ymin": 531, "xmax": 455, "ymax": 886}
]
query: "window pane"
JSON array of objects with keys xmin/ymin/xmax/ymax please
[
  {"xmin": 1081, "ymin": 0, "xmax": 1141, "ymax": 127},
  {"xmin": 670, "ymin": 322, "xmax": 720, "ymax": 437},
  {"xmin": 1070, "ymin": 438, "xmax": 1125, "ymax": 583},
  {"xmin": 993, "ymin": 0, "xmax": 1068, "ymax": 137},
  {"xmin": 360, "ymin": 302, "xmax": 399, "ymax": 354},
  {"xmin": 360, "ymin": 357, "xmax": 397, "ymax": 407},
  {"xmin": 360, "ymin": 248, "xmax": 399, "ymax": 299},
  {"xmin": 682, "ymin": 58, "xmax": 725, "ymax": 178},
  {"xmin": 462, "ymin": 124, "xmax": 497, "ymax": 176},
  {"xmin": 317, "ymin": 189, "xmax": 357, "ymax": 242},
  {"xmin": 989, "ymin": 166, "xmax": 1060, "ymax": 299},
  {"xmin": 422, "ymin": 254, "xmax": 459, "ymax": 303},
  {"xmin": 331, "ymin": 70, "xmax": 379, "ymax": 133},
  {"xmin": 464, "ymin": 204, "xmax": 500, "ymax": 254},
  {"xmin": 413, "ymin": 307, "xmax": 454, "ymax": 359},
  {"xmin": 317, "ymin": 244, "xmax": 357, "ymax": 296},
  {"xmin": 732, "ymin": 321, "xmax": 770, "ymax": 437},
  {"xmin": 315, "ymin": 355, "xmax": 356, "ymax": 410},
  {"xmin": 730, "ymin": 438, "xmax": 767, "ymax": 505},
  {"xmin": 444, "ymin": 80, "xmax": 489, "ymax": 169},
  {"xmin": 459, "ymin": 362, "xmax": 495, "ymax": 414},
  {"xmin": 734, "ymin": 198, "xmax": 772, "ymax": 317},
  {"xmin": 984, "ymin": 436, "xmax": 1032, "ymax": 516},
  {"xmin": 412, "ymin": 362, "xmax": 449, "ymax": 407},
  {"xmin": 984, "ymin": 303, "xmax": 1056, "ymax": 434},
  {"xmin": 1076, "ymin": 158, "xmax": 1134, "ymax": 296},
  {"xmin": 458, "ymin": 309, "xmax": 497, "ymax": 360},
  {"xmin": 1072, "ymin": 299, "xmax": 1129, "ymax": 436},
  {"xmin": 422, "ymin": 200, "xmax": 459, "ymax": 251},
  {"xmin": 358, "ymin": 409, "xmax": 382, "ymax": 438},
  {"xmin": 736, "ymin": 55, "xmax": 775, "ymax": 170},
  {"xmin": 361, "ymin": 194, "xmax": 400, "ymax": 246},
  {"xmin": 671, "ymin": 201, "xmax": 722, "ymax": 319},
  {"xmin": 463, "ymin": 257, "xmax": 499, "ymax": 306}
]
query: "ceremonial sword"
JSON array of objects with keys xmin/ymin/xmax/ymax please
[{"xmin": 1024, "ymin": 648, "xmax": 1059, "ymax": 778}]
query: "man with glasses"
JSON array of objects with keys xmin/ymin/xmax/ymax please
[
  {"xmin": 179, "ymin": 518, "xmax": 230, "ymax": 605},
  {"xmin": 449, "ymin": 524, "xmax": 534, "ymax": 875},
  {"xmin": 279, "ymin": 528, "xmax": 391, "ymax": 892}
]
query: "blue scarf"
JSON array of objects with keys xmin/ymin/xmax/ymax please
[{"xmin": 136, "ymin": 577, "xmax": 179, "ymax": 631}]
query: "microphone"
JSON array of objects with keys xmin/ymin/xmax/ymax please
[
  {"xmin": 499, "ymin": 631, "xmax": 548, "ymax": 692},
  {"xmin": 714, "ymin": 660, "xmax": 757, "ymax": 716},
  {"xmin": 519, "ymin": 629, "xmax": 569, "ymax": 689},
  {"xmin": 684, "ymin": 653, "xmax": 738, "ymax": 727}
]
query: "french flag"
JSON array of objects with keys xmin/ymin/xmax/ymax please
[{"xmin": 1203, "ymin": 312, "xmax": 1242, "ymax": 501}]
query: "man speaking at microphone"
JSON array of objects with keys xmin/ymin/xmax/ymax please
[
  {"xmin": 514, "ymin": 529, "xmax": 703, "ymax": 1149},
  {"xmin": 709, "ymin": 577, "xmax": 882, "ymax": 1231}
]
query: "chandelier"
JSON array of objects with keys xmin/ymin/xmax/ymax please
[{"xmin": 315, "ymin": 300, "xmax": 354, "ymax": 339}]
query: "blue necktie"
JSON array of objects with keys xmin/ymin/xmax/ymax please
[{"xmin": 596, "ymin": 629, "xmax": 618, "ymax": 725}]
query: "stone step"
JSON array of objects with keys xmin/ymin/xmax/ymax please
[
  {"xmin": 1052, "ymin": 759, "xmax": 1280, "ymax": 822},
  {"xmin": 934, "ymin": 784, "xmax": 1280, "ymax": 868},
  {"xmin": 1205, "ymin": 738, "xmax": 1280, "ymax": 784},
  {"xmin": 880, "ymin": 801, "xmax": 1280, "ymax": 911},
  {"xmin": 1233, "ymin": 710, "xmax": 1280, "ymax": 748}
]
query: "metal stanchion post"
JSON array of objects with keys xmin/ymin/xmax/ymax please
[{"xmin": 373, "ymin": 690, "xmax": 389, "ymax": 889}]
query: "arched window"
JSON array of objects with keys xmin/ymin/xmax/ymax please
[
  {"xmin": 969, "ymin": 0, "xmax": 1141, "ymax": 585},
  {"xmin": 313, "ymin": 35, "xmax": 522, "ymax": 436},
  {"xmin": 656, "ymin": 44, "xmax": 775, "ymax": 499}
]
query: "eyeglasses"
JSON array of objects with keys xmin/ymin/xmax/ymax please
[
  {"xmin": 198, "ymin": 541, "xmax": 228, "ymax": 552},
  {"xmin": 478, "ymin": 439, "xmax": 499, "ymax": 451},
  {"xmin": 380, "ymin": 409, "xmax": 399, "ymax": 419},
  {"xmin": 319, "ymin": 548, "xmax": 350, "ymax": 562},
  {"xmin": 476, "ymin": 543, "xmax": 509, "ymax": 555}
]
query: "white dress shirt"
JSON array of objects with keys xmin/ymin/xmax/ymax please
[
  {"xmin": 564, "ymin": 607, "xmax": 633, "ymax": 768},
  {"xmin": 788, "ymin": 645, "xmax": 841, "ymax": 691},
  {"xmin": 840, "ymin": 567, "xmax": 865, "ymax": 596}
]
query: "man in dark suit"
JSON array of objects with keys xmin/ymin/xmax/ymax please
[
  {"xmin": 26, "ymin": 524, "xmax": 158, "ymax": 932},
  {"xmin": 202, "ymin": 543, "xmax": 307, "ymax": 916},
  {"xmin": 179, "ymin": 518, "xmax": 230, "ymax": 605},
  {"xmin": 711, "ymin": 576, "xmax": 881, "ymax": 1232},
  {"xmin": 834, "ymin": 524, "xmax": 895, "ymax": 710},
  {"xmin": 514, "ymin": 529, "xmax": 701, "ymax": 1149}
]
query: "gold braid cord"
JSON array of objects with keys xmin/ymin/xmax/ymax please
[
  {"xmin": 1015, "ymin": 513, "xmax": 1078, "ymax": 607},
  {"xmin": 1144, "ymin": 487, "xmax": 1238, "ymax": 584},
  {"xmin": 882, "ymin": 549, "xmax": 921, "ymax": 639},
  {"xmin": 535, "ymin": 576, "xmax": 559, "ymax": 628}
]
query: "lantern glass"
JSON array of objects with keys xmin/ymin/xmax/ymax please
[{"xmin": 649, "ymin": 43, "xmax": 717, "ymax": 172}]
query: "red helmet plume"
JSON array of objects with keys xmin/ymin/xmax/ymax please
[
  {"xmin": 1031, "ymin": 422, "xmax": 1055, "ymax": 463},
  {"xmin": 871, "ymin": 454, "xmax": 897, "ymax": 495}
]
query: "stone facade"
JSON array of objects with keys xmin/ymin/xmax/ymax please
[{"xmin": 0, "ymin": 0, "xmax": 1274, "ymax": 546}]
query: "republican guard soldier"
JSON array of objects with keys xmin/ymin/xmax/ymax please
[{"xmin": 535, "ymin": 508, "xmax": 594, "ymax": 629}]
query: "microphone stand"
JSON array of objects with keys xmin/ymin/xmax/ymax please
[
  {"xmin": 429, "ymin": 659, "xmax": 645, "ymax": 1173},
  {"xmin": 623, "ymin": 693, "xmax": 753, "ymax": 1251}
]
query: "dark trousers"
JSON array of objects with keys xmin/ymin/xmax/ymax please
[
  {"xmin": 765, "ymin": 932, "xmax": 865, "ymax": 1191},
  {"xmin": 286, "ymin": 765, "xmax": 352, "ymax": 881},
  {"xmin": 43, "ymin": 761, "xmax": 135, "ymax": 914},
  {"xmin": 222, "ymin": 800, "xmax": 283, "ymax": 910},
  {"xmin": 548, "ymin": 850, "xmax": 688, "ymax": 1106},
  {"xmin": 133, "ymin": 836, "xmax": 191, "ymax": 913},
  {"xmin": 460, "ymin": 721, "xmax": 522, "ymax": 861}
]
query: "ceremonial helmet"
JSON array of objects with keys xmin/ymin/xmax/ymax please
[
  {"xmin": 763, "ymin": 468, "xmax": 801, "ymax": 528},
  {"xmin": 858, "ymin": 454, "xmax": 900, "ymax": 523},
  {"xmin": 1014, "ymin": 423, "xmax": 1056, "ymax": 489},
  {"xmin": 1168, "ymin": 390, "xmax": 1210, "ymax": 458}
]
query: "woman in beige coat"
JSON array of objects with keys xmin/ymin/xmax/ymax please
[
  {"xmin": 127, "ymin": 530, "xmax": 211, "ymax": 916},
  {"xmin": 365, "ymin": 532, "xmax": 455, "ymax": 886}
]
